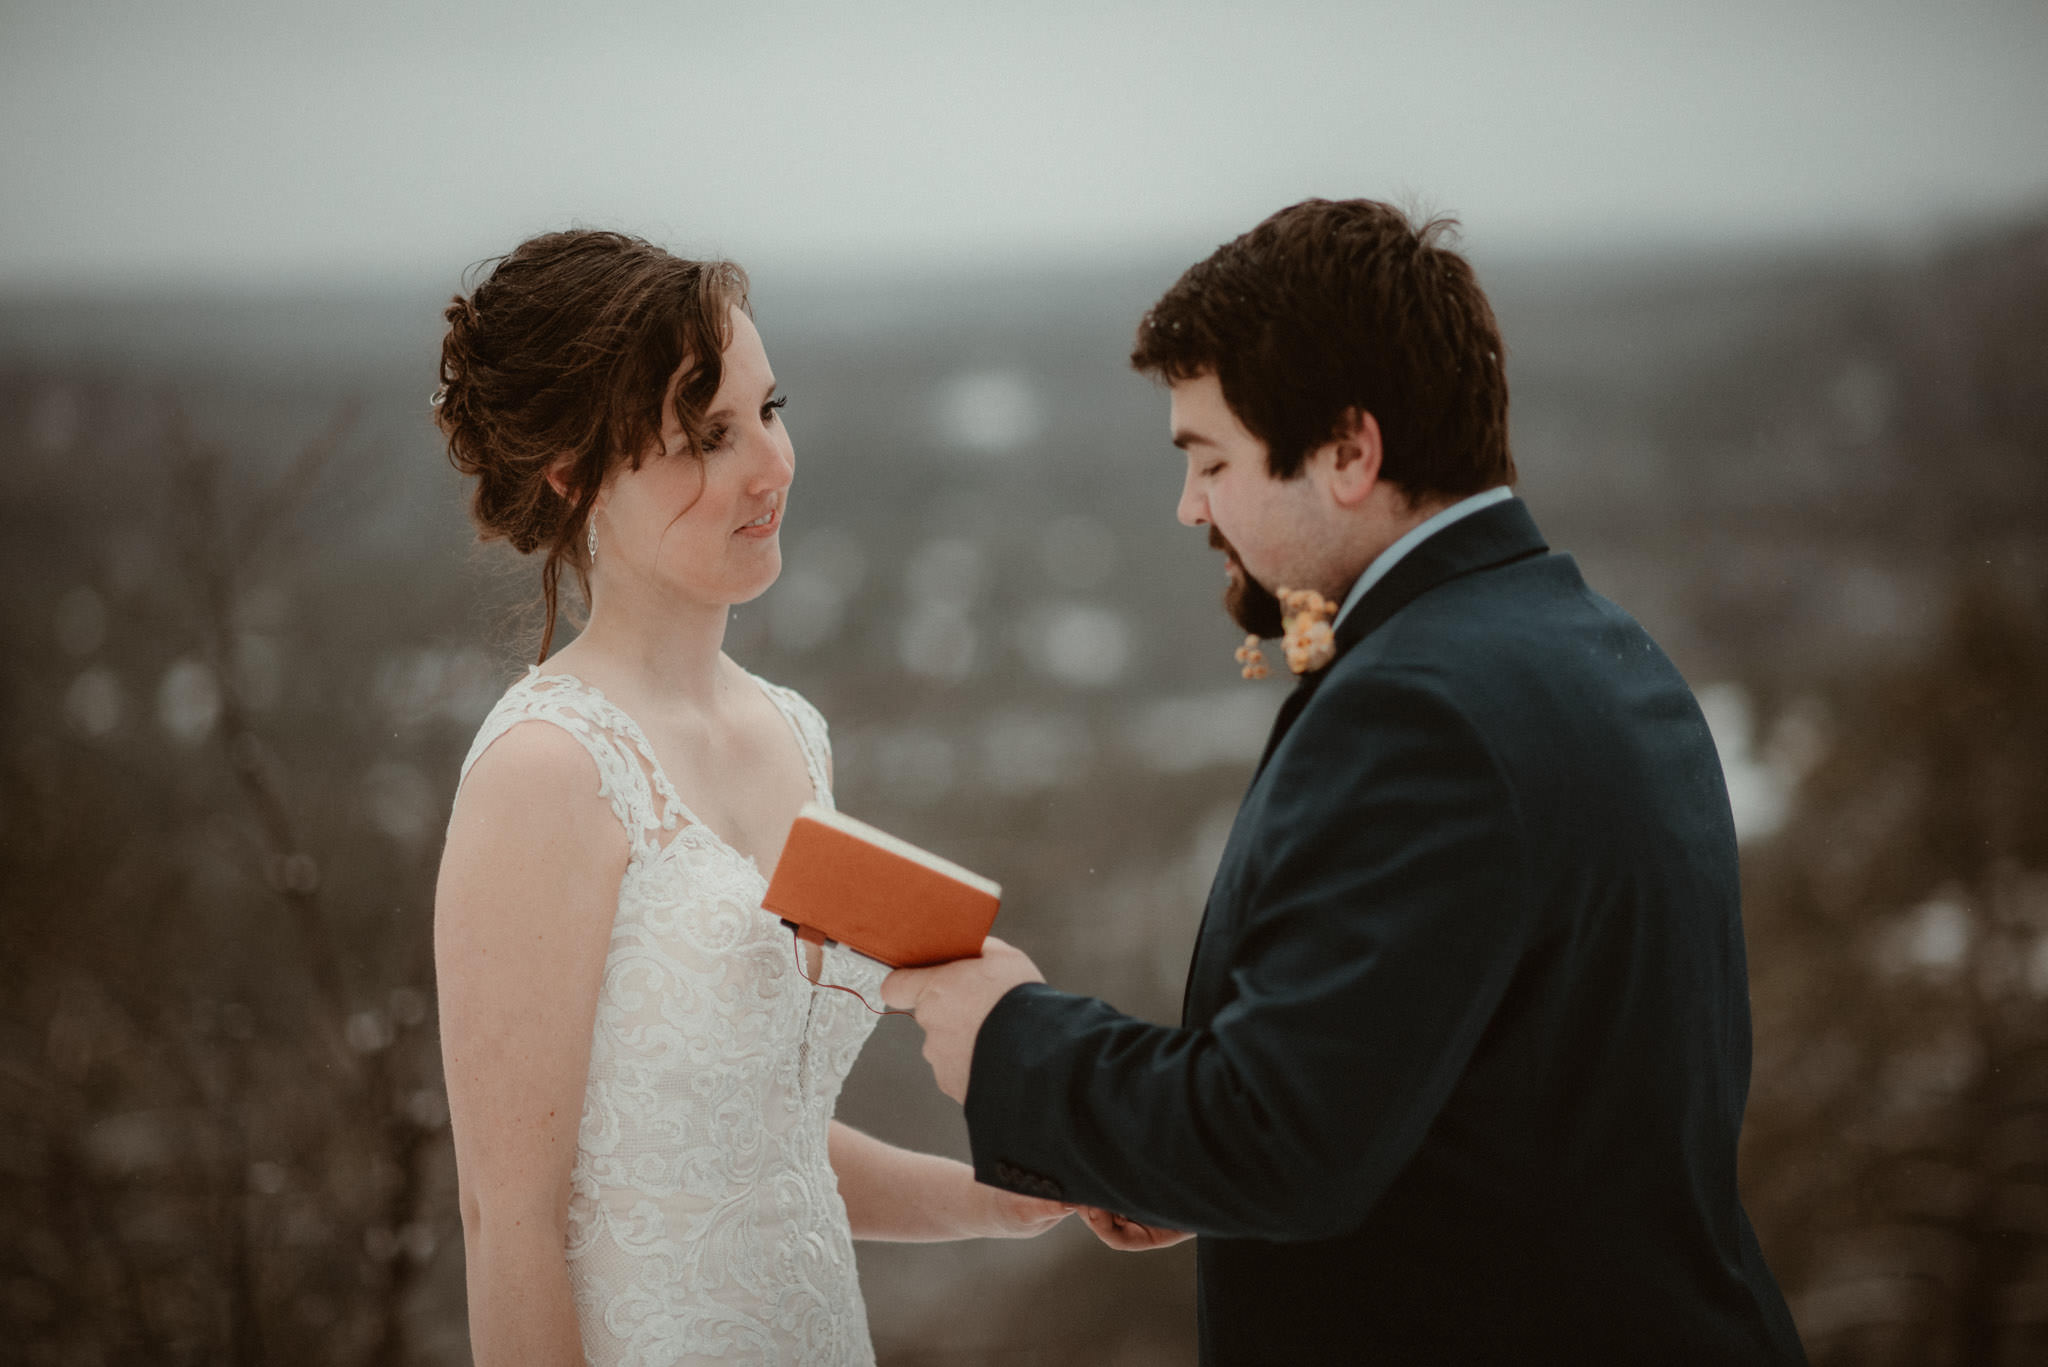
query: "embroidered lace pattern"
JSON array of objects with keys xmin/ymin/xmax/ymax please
[{"xmin": 458, "ymin": 666, "xmax": 885, "ymax": 1366}]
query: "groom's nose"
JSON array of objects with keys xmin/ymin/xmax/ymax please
[{"xmin": 1176, "ymin": 468, "xmax": 1208, "ymax": 528}]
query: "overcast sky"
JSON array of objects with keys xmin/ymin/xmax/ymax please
[{"xmin": 3, "ymin": 0, "xmax": 2045, "ymax": 290}]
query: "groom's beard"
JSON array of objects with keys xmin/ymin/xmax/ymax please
[{"xmin": 1210, "ymin": 526, "xmax": 1284, "ymax": 638}]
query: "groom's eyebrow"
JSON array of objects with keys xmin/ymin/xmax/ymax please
[{"xmin": 1172, "ymin": 429, "xmax": 1216, "ymax": 450}]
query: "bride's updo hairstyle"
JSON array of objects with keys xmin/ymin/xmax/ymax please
[{"xmin": 434, "ymin": 230, "xmax": 750, "ymax": 660}]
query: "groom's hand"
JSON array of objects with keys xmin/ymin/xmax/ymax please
[
  {"xmin": 880, "ymin": 935, "xmax": 1044, "ymax": 1103},
  {"xmin": 1078, "ymin": 1207, "xmax": 1195, "ymax": 1252}
]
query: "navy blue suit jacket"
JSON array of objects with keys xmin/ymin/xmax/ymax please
[{"xmin": 964, "ymin": 499, "xmax": 1806, "ymax": 1364}]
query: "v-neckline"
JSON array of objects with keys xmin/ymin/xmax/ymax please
[{"xmin": 524, "ymin": 665, "xmax": 824, "ymax": 882}]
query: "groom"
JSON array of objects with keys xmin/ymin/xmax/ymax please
[{"xmin": 882, "ymin": 199, "xmax": 1806, "ymax": 1364}]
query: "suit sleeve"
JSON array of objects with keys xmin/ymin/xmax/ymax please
[{"xmin": 962, "ymin": 670, "xmax": 1533, "ymax": 1240}]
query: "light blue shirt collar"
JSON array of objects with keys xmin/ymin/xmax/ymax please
[{"xmin": 1332, "ymin": 486, "xmax": 1515, "ymax": 631}]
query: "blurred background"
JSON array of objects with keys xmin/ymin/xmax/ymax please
[{"xmin": 3, "ymin": 2, "xmax": 2045, "ymax": 1363}]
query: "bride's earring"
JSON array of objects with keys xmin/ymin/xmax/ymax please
[{"xmin": 587, "ymin": 518, "xmax": 598, "ymax": 564}]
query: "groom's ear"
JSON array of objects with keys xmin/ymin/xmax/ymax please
[{"xmin": 1318, "ymin": 407, "xmax": 1383, "ymax": 509}]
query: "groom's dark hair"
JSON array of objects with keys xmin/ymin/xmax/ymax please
[{"xmin": 1131, "ymin": 198, "xmax": 1514, "ymax": 497}]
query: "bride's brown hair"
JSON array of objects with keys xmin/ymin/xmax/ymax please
[{"xmin": 434, "ymin": 230, "xmax": 751, "ymax": 661}]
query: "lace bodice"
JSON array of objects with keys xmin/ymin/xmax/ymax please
[{"xmin": 457, "ymin": 666, "xmax": 885, "ymax": 1366}]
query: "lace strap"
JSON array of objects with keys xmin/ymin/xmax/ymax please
[
  {"xmin": 752, "ymin": 676, "xmax": 834, "ymax": 809},
  {"xmin": 456, "ymin": 668, "xmax": 683, "ymax": 855}
]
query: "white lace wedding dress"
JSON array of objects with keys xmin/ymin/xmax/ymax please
[{"xmin": 458, "ymin": 666, "xmax": 887, "ymax": 1366}]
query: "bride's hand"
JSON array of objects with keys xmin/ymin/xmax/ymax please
[
  {"xmin": 982, "ymin": 1184, "xmax": 1074, "ymax": 1238},
  {"xmin": 1078, "ymin": 1206, "xmax": 1194, "ymax": 1251}
]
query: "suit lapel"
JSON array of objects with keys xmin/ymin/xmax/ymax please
[
  {"xmin": 1251, "ymin": 497, "xmax": 1548, "ymax": 781},
  {"xmin": 1181, "ymin": 498, "xmax": 1548, "ymax": 1026}
]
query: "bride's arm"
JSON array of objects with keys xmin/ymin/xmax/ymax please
[
  {"xmin": 830, "ymin": 1120, "xmax": 1071, "ymax": 1241},
  {"xmin": 436, "ymin": 723, "xmax": 628, "ymax": 1366}
]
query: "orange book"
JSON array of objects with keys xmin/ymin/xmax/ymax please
[{"xmin": 763, "ymin": 802, "xmax": 1002, "ymax": 968}]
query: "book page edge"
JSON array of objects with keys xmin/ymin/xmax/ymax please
[{"xmin": 796, "ymin": 801, "xmax": 1003, "ymax": 900}]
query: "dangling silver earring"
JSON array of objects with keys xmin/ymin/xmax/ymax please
[{"xmin": 587, "ymin": 518, "xmax": 598, "ymax": 564}]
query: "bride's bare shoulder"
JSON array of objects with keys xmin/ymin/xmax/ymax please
[
  {"xmin": 447, "ymin": 719, "xmax": 619, "ymax": 853},
  {"xmin": 464, "ymin": 714, "xmax": 590, "ymax": 778}
]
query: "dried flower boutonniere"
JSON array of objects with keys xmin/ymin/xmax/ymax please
[
  {"xmin": 1233, "ymin": 587, "xmax": 1339, "ymax": 679},
  {"xmin": 1278, "ymin": 587, "xmax": 1338, "ymax": 674},
  {"xmin": 1234, "ymin": 635, "xmax": 1270, "ymax": 679}
]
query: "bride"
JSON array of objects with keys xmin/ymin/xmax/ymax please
[{"xmin": 430, "ymin": 230, "xmax": 1070, "ymax": 1366}]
